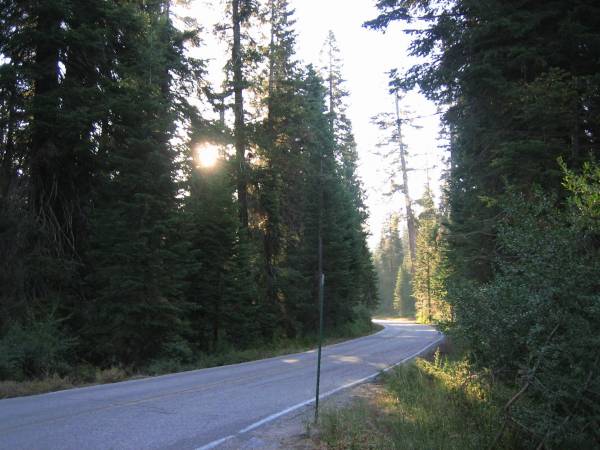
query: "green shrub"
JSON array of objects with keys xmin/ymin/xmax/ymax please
[
  {"xmin": 449, "ymin": 165, "xmax": 600, "ymax": 446},
  {"xmin": 144, "ymin": 336, "xmax": 195, "ymax": 375},
  {"xmin": 144, "ymin": 358, "xmax": 185, "ymax": 376},
  {"xmin": 334, "ymin": 303, "xmax": 375, "ymax": 338},
  {"xmin": 0, "ymin": 318, "xmax": 75, "ymax": 380}
]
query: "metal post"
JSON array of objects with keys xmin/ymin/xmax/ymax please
[
  {"xmin": 315, "ymin": 127, "xmax": 325, "ymax": 422},
  {"xmin": 315, "ymin": 272, "xmax": 325, "ymax": 422}
]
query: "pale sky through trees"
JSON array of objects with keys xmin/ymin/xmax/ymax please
[
  {"xmin": 187, "ymin": 0, "xmax": 446, "ymax": 248},
  {"xmin": 291, "ymin": 0, "xmax": 445, "ymax": 247}
]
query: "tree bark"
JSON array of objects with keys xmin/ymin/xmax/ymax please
[
  {"xmin": 395, "ymin": 91, "xmax": 417, "ymax": 270},
  {"xmin": 232, "ymin": 0, "xmax": 248, "ymax": 230},
  {"xmin": 30, "ymin": 5, "xmax": 61, "ymax": 217}
]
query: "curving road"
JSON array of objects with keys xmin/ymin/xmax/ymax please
[{"xmin": 0, "ymin": 320, "xmax": 442, "ymax": 450}]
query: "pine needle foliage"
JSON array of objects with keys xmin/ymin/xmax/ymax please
[
  {"xmin": 0, "ymin": 0, "xmax": 378, "ymax": 379},
  {"xmin": 367, "ymin": 0, "xmax": 600, "ymax": 444}
]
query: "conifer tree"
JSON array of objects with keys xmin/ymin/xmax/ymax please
[
  {"xmin": 320, "ymin": 31, "xmax": 361, "ymax": 197},
  {"xmin": 250, "ymin": 7, "xmax": 377, "ymax": 336},
  {"xmin": 254, "ymin": 0, "xmax": 299, "ymax": 335},
  {"xmin": 372, "ymin": 98, "xmax": 417, "ymax": 270},
  {"xmin": 412, "ymin": 185, "xmax": 448, "ymax": 323},
  {"xmin": 0, "ymin": 0, "xmax": 110, "ymax": 322},
  {"xmin": 230, "ymin": 0, "xmax": 258, "ymax": 231},
  {"xmin": 0, "ymin": 0, "xmax": 381, "ymax": 378},
  {"xmin": 393, "ymin": 240, "xmax": 414, "ymax": 316},
  {"xmin": 319, "ymin": 31, "xmax": 378, "ymax": 318},
  {"xmin": 374, "ymin": 214, "xmax": 404, "ymax": 313},
  {"xmin": 367, "ymin": 0, "xmax": 600, "ymax": 442},
  {"xmin": 84, "ymin": 1, "xmax": 197, "ymax": 365},
  {"xmin": 178, "ymin": 154, "xmax": 234, "ymax": 351},
  {"xmin": 0, "ymin": 0, "xmax": 204, "ymax": 368}
]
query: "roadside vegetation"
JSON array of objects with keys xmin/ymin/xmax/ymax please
[
  {"xmin": 0, "ymin": 316, "xmax": 380, "ymax": 399},
  {"xmin": 318, "ymin": 342, "xmax": 524, "ymax": 450},
  {"xmin": 369, "ymin": 1, "xmax": 600, "ymax": 447}
]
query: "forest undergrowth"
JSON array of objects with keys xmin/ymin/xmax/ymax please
[
  {"xmin": 0, "ymin": 319, "xmax": 381, "ymax": 399},
  {"xmin": 318, "ymin": 338, "xmax": 527, "ymax": 450}
]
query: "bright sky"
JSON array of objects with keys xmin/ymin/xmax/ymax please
[{"xmin": 186, "ymin": 0, "xmax": 446, "ymax": 248}]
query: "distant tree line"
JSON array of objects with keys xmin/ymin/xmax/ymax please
[
  {"xmin": 368, "ymin": 0, "xmax": 600, "ymax": 446},
  {"xmin": 0, "ymin": 0, "xmax": 377, "ymax": 380}
]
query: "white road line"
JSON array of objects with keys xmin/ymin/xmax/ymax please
[
  {"xmin": 194, "ymin": 434, "xmax": 236, "ymax": 450},
  {"xmin": 194, "ymin": 333, "xmax": 444, "ymax": 450},
  {"xmin": 239, "ymin": 398, "xmax": 314, "ymax": 434}
]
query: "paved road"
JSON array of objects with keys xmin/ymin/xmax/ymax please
[{"xmin": 0, "ymin": 320, "xmax": 442, "ymax": 450}]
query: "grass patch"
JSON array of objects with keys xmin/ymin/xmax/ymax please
[
  {"xmin": 0, "ymin": 321, "xmax": 383, "ymax": 399},
  {"xmin": 318, "ymin": 345, "xmax": 525, "ymax": 449}
]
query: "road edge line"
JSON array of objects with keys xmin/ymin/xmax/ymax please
[
  {"xmin": 194, "ymin": 332, "xmax": 444, "ymax": 450},
  {"xmin": 195, "ymin": 434, "xmax": 236, "ymax": 450}
]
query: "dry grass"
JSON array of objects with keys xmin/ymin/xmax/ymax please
[
  {"xmin": 0, "ymin": 367, "xmax": 131, "ymax": 399},
  {"xmin": 0, "ymin": 376, "xmax": 74, "ymax": 399}
]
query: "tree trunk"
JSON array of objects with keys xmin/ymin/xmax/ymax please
[
  {"xmin": 395, "ymin": 92, "xmax": 417, "ymax": 270},
  {"xmin": 426, "ymin": 258, "xmax": 432, "ymax": 322},
  {"xmin": 0, "ymin": 87, "xmax": 16, "ymax": 201},
  {"xmin": 232, "ymin": 0, "xmax": 248, "ymax": 230}
]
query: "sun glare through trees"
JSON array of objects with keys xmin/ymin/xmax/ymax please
[
  {"xmin": 195, "ymin": 143, "xmax": 220, "ymax": 168},
  {"xmin": 0, "ymin": 1, "xmax": 598, "ymax": 448}
]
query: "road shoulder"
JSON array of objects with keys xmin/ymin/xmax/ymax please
[{"xmin": 219, "ymin": 381, "xmax": 380, "ymax": 450}]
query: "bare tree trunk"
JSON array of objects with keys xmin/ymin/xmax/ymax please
[
  {"xmin": 0, "ymin": 87, "xmax": 16, "ymax": 200},
  {"xmin": 395, "ymin": 91, "xmax": 417, "ymax": 270},
  {"xmin": 232, "ymin": 0, "xmax": 248, "ymax": 230}
]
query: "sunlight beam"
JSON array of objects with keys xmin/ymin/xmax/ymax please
[{"xmin": 195, "ymin": 143, "xmax": 220, "ymax": 168}]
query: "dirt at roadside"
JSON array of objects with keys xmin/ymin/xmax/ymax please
[{"xmin": 218, "ymin": 381, "xmax": 386, "ymax": 450}]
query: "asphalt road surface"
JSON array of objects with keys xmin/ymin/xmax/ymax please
[{"xmin": 0, "ymin": 320, "xmax": 442, "ymax": 450}]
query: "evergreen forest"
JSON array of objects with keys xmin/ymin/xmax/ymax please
[
  {"xmin": 369, "ymin": 0, "xmax": 599, "ymax": 446},
  {"xmin": 0, "ymin": 0, "xmax": 377, "ymax": 379},
  {"xmin": 1, "ymin": 0, "xmax": 599, "ymax": 447}
]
